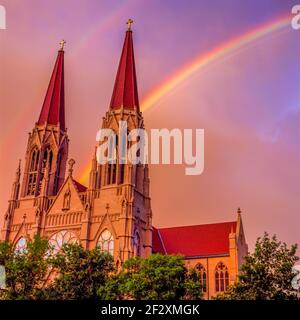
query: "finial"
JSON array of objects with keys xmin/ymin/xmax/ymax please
[
  {"xmin": 237, "ymin": 207, "xmax": 242, "ymax": 214},
  {"xmin": 68, "ymin": 158, "xmax": 75, "ymax": 176},
  {"xmin": 59, "ymin": 39, "xmax": 66, "ymax": 51},
  {"xmin": 126, "ymin": 18, "xmax": 133, "ymax": 31}
]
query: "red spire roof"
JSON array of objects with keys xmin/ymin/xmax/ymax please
[
  {"xmin": 37, "ymin": 49, "xmax": 65, "ymax": 129},
  {"xmin": 152, "ymin": 221, "xmax": 237, "ymax": 257},
  {"xmin": 110, "ymin": 29, "xmax": 140, "ymax": 111}
]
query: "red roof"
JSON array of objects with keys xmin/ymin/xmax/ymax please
[
  {"xmin": 110, "ymin": 30, "xmax": 139, "ymax": 111},
  {"xmin": 152, "ymin": 222, "xmax": 237, "ymax": 257},
  {"xmin": 152, "ymin": 227, "xmax": 166, "ymax": 254},
  {"xmin": 38, "ymin": 50, "xmax": 65, "ymax": 129},
  {"xmin": 73, "ymin": 180, "xmax": 87, "ymax": 193}
]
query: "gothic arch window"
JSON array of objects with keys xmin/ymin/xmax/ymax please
[
  {"xmin": 42, "ymin": 147, "xmax": 53, "ymax": 173},
  {"xmin": 107, "ymin": 163, "xmax": 117, "ymax": 185},
  {"xmin": 195, "ymin": 263, "xmax": 207, "ymax": 292},
  {"xmin": 15, "ymin": 237, "xmax": 27, "ymax": 254},
  {"xmin": 27, "ymin": 147, "xmax": 40, "ymax": 196},
  {"xmin": 37, "ymin": 146, "xmax": 53, "ymax": 194},
  {"xmin": 118, "ymin": 129, "xmax": 129, "ymax": 184},
  {"xmin": 104, "ymin": 132, "xmax": 117, "ymax": 185},
  {"xmin": 215, "ymin": 262, "xmax": 229, "ymax": 292},
  {"xmin": 97, "ymin": 229, "xmax": 114, "ymax": 256},
  {"xmin": 133, "ymin": 231, "xmax": 141, "ymax": 256},
  {"xmin": 48, "ymin": 230, "xmax": 79, "ymax": 254},
  {"xmin": 53, "ymin": 152, "xmax": 63, "ymax": 194}
]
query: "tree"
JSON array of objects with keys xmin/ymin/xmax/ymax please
[
  {"xmin": 43, "ymin": 243, "xmax": 114, "ymax": 300},
  {"xmin": 216, "ymin": 233, "xmax": 299, "ymax": 300},
  {"xmin": 98, "ymin": 254, "xmax": 203, "ymax": 300},
  {"xmin": 0, "ymin": 235, "xmax": 51, "ymax": 300}
]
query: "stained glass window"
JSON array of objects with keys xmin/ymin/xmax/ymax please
[
  {"xmin": 15, "ymin": 237, "xmax": 27, "ymax": 254},
  {"xmin": 215, "ymin": 262, "xmax": 229, "ymax": 292},
  {"xmin": 97, "ymin": 229, "xmax": 114, "ymax": 256},
  {"xmin": 48, "ymin": 230, "xmax": 79, "ymax": 254},
  {"xmin": 195, "ymin": 263, "xmax": 207, "ymax": 292},
  {"xmin": 133, "ymin": 232, "xmax": 140, "ymax": 256},
  {"xmin": 27, "ymin": 148, "xmax": 39, "ymax": 196}
]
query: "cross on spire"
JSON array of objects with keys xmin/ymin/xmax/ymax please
[
  {"xmin": 126, "ymin": 18, "xmax": 133, "ymax": 31},
  {"xmin": 110, "ymin": 19, "xmax": 139, "ymax": 111},
  {"xmin": 59, "ymin": 39, "xmax": 66, "ymax": 51},
  {"xmin": 37, "ymin": 46, "xmax": 65, "ymax": 129}
]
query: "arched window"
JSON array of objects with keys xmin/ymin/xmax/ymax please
[
  {"xmin": 215, "ymin": 262, "xmax": 229, "ymax": 292},
  {"xmin": 133, "ymin": 232, "xmax": 140, "ymax": 256},
  {"xmin": 37, "ymin": 146, "xmax": 53, "ymax": 195},
  {"xmin": 48, "ymin": 230, "xmax": 79, "ymax": 254},
  {"xmin": 42, "ymin": 147, "xmax": 53, "ymax": 171},
  {"xmin": 107, "ymin": 163, "xmax": 117, "ymax": 184},
  {"xmin": 53, "ymin": 152, "xmax": 63, "ymax": 194},
  {"xmin": 195, "ymin": 263, "xmax": 207, "ymax": 292},
  {"xmin": 15, "ymin": 237, "xmax": 27, "ymax": 254},
  {"xmin": 103, "ymin": 132, "xmax": 117, "ymax": 185},
  {"xmin": 27, "ymin": 147, "xmax": 40, "ymax": 196},
  {"xmin": 97, "ymin": 229, "xmax": 114, "ymax": 256}
]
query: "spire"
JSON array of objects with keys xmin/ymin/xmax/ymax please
[
  {"xmin": 37, "ymin": 41, "xmax": 65, "ymax": 129},
  {"xmin": 110, "ymin": 19, "xmax": 140, "ymax": 112}
]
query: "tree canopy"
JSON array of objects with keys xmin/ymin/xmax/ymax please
[
  {"xmin": 216, "ymin": 233, "xmax": 299, "ymax": 300},
  {"xmin": 98, "ymin": 254, "xmax": 203, "ymax": 300},
  {"xmin": 42, "ymin": 243, "xmax": 114, "ymax": 299},
  {"xmin": 0, "ymin": 235, "xmax": 51, "ymax": 300}
]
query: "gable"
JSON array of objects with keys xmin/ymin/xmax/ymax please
[{"xmin": 47, "ymin": 177, "xmax": 85, "ymax": 214}]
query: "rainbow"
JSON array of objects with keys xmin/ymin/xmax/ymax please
[
  {"xmin": 140, "ymin": 14, "xmax": 291, "ymax": 112},
  {"xmin": 77, "ymin": 14, "xmax": 291, "ymax": 184}
]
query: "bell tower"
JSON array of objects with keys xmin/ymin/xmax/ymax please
[
  {"xmin": 1, "ymin": 42, "xmax": 69, "ymax": 241},
  {"xmin": 21, "ymin": 42, "xmax": 68, "ymax": 199},
  {"xmin": 87, "ymin": 20, "xmax": 152, "ymax": 262}
]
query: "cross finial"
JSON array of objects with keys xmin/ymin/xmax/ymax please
[
  {"xmin": 126, "ymin": 18, "xmax": 133, "ymax": 31},
  {"xmin": 68, "ymin": 158, "xmax": 75, "ymax": 176},
  {"xmin": 59, "ymin": 39, "xmax": 66, "ymax": 51}
]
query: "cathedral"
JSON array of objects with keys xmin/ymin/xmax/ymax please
[{"xmin": 1, "ymin": 21, "xmax": 248, "ymax": 299}]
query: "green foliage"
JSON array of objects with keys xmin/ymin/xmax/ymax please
[
  {"xmin": 3, "ymin": 232, "xmax": 297, "ymax": 300},
  {"xmin": 98, "ymin": 254, "xmax": 203, "ymax": 300},
  {"xmin": 0, "ymin": 235, "xmax": 51, "ymax": 300},
  {"xmin": 215, "ymin": 233, "xmax": 299, "ymax": 300},
  {"xmin": 43, "ymin": 243, "xmax": 114, "ymax": 300}
]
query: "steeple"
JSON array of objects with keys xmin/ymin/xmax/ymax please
[
  {"xmin": 37, "ymin": 42, "xmax": 65, "ymax": 129},
  {"xmin": 110, "ymin": 19, "xmax": 140, "ymax": 112},
  {"xmin": 20, "ymin": 42, "xmax": 69, "ymax": 198}
]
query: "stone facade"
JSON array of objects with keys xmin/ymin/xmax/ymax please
[{"xmin": 1, "ymin": 25, "xmax": 248, "ymax": 299}]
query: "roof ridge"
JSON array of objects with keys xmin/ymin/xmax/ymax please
[{"xmin": 157, "ymin": 221, "xmax": 237, "ymax": 231}]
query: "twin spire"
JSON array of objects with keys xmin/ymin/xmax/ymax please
[
  {"xmin": 37, "ymin": 19, "xmax": 139, "ymax": 131},
  {"xmin": 37, "ymin": 43, "xmax": 65, "ymax": 129},
  {"xmin": 110, "ymin": 19, "xmax": 140, "ymax": 111}
]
